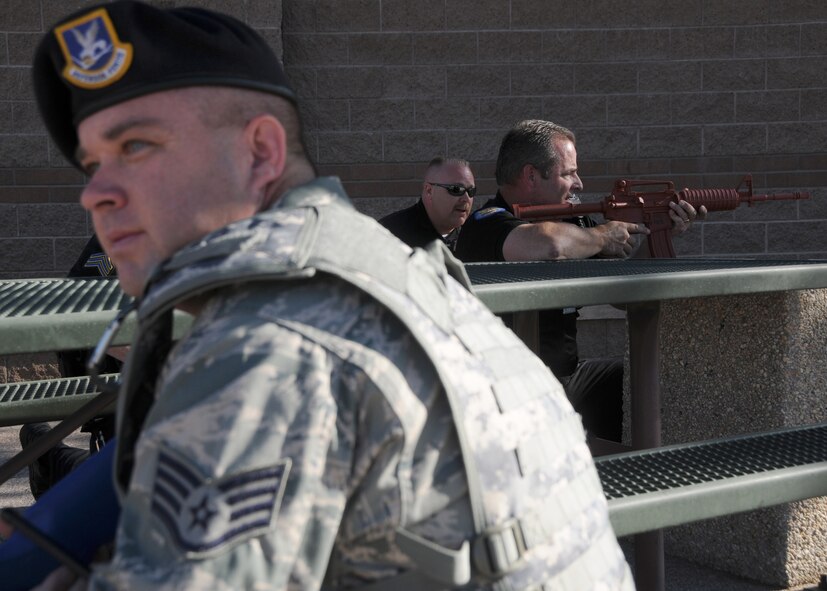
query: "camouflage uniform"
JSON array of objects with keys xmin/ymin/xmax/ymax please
[{"xmin": 89, "ymin": 178, "xmax": 634, "ymax": 590}]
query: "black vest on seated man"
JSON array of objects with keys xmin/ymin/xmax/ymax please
[{"xmin": 380, "ymin": 199, "xmax": 460, "ymax": 251}]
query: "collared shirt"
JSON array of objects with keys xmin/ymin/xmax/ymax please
[{"xmin": 379, "ymin": 199, "xmax": 459, "ymax": 251}]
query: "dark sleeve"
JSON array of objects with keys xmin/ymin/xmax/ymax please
[
  {"xmin": 379, "ymin": 208, "xmax": 439, "ymax": 250},
  {"xmin": 455, "ymin": 207, "xmax": 526, "ymax": 263},
  {"xmin": 59, "ymin": 235, "xmax": 121, "ymax": 377},
  {"xmin": 67, "ymin": 235, "xmax": 116, "ymax": 278}
]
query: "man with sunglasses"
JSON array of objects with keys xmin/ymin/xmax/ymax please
[
  {"xmin": 455, "ymin": 120, "xmax": 703, "ymax": 443},
  {"xmin": 380, "ymin": 157, "xmax": 475, "ymax": 252}
]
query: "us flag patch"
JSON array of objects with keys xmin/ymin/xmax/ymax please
[{"xmin": 151, "ymin": 447, "xmax": 291, "ymax": 557}]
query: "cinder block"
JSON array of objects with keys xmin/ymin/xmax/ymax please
[
  {"xmin": 447, "ymin": 65, "xmax": 511, "ymax": 97},
  {"xmin": 736, "ymin": 25, "xmax": 801, "ymax": 58},
  {"xmin": 0, "ymin": 238, "xmax": 53, "ymax": 272},
  {"xmin": 8, "ymin": 32, "xmax": 40, "ymax": 66},
  {"xmin": 768, "ymin": 220, "xmax": 827, "ymax": 253},
  {"xmin": 446, "ymin": 129, "xmax": 503, "ymax": 161},
  {"xmin": 704, "ymin": 124, "xmax": 768, "ymax": 156},
  {"xmin": 703, "ymin": 0, "xmax": 769, "ymax": 25},
  {"xmin": 383, "ymin": 66, "xmax": 446, "ymax": 99},
  {"xmin": 703, "ymin": 221, "xmax": 766, "ymax": 253},
  {"xmin": 316, "ymin": 0, "xmax": 380, "ymax": 32},
  {"xmin": 609, "ymin": 95, "xmax": 670, "ymax": 126},
  {"xmin": 736, "ymin": 90, "xmax": 800, "ymax": 123},
  {"xmin": 669, "ymin": 27, "xmax": 735, "ymax": 60},
  {"xmin": 512, "ymin": 64, "xmax": 575, "ymax": 95},
  {"xmin": 381, "ymin": 0, "xmax": 444, "ymax": 31},
  {"xmin": 478, "ymin": 31, "xmax": 542, "ymax": 64},
  {"xmin": 282, "ymin": 33, "xmax": 348, "ymax": 66},
  {"xmin": 543, "ymin": 30, "xmax": 607, "ymax": 63},
  {"xmin": 575, "ymin": 63, "xmax": 638, "ymax": 94},
  {"xmin": 479, "ymin": 98, "xmax": 543, "ymax": 129},
  {"xmin": 0, "ymin": 204, "xmax": 17, "ymax": 236},
  {"xmin": 511, "ymin": 0, "xmax": 575, "ymax": 28},
  {"xmin": 0, "ymin": 136, "xmax": 49, "ymax": 168},
  {"xmin": 349, "ymin": 33, "xmax": 413, "ymax": 65},
  {"xmin": 703, "ymin": 59, "xmax": 766, "ymax": 91},
  {"xmin": 317, "ymin": 67, "xmax": 383, "ymax": 99},
  {"xmin": 351, "ymin": 99, "xmax": 415, "ymax": 131},
  {"xmin": 446, "ymin": 0, "xmax": 509, "ymax": 29},
  {"xmin": 639, "ymin": 62, "xmax": 702, "ymax": 92},
  {"xmin": 639, "ymin": 126, "xmax": 703, "ymax": 158},
  {"xmin": 316, "ymin": 132, "xmax": 382, "ymax": 164},
  {"xmin": 672, "ymin": 92, "xmax": 735, "ymax": 125},
  {"xmin": 577, "ymin": 0, "xmax": 700, "ymax": 27},
  {"xmin": 767, "ymin": 56, "xmax": 827, "ymax": 90},
  {"xmin": 383, "ymin": 131, "xmax": 446, "ymax": 163},
  {"xmin": 768, "ymin": 122, "xmax": 827, "ymax": 153},
  {"xmin": 415, "ymin": 98, "xmax": 480, "ymax": 130},
  {"xmin": 300, "ymin": 99, "xmax": 349, "ymax": 132},
  {"xmin": 0, "ymin": 0, "xmax": 41, "ymax": 31},
  {"xmin": 18, "ymin": 203, "xmax": 87, "ymax": 237},
  {"xmin": 414, "ymin": 32, "xmax": 477, "ymax": 65},
  {"xmin": 543, "ymin": 95, "xmax": 606, "ymax": 128},
  {"xmin": 577, "ymin": 127, "xmax": 637, "ymax": 160}
]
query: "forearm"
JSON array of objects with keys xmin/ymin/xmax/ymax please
[{"xmin": 502, "ymin": 222, "xmax": 606, "ymax": 261}]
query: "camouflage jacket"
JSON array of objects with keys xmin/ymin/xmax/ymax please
[{"xmin": 89, "ymin": 178, "xmax": 633, "ymax": 590}]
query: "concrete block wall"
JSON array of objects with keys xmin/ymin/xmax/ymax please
[{"xmin": 2, "ymin": 0, "xmax": 827, "ymax": 279}]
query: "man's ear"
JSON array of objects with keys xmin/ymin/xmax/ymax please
[
  {"xmin": 244, "ymin": 114, "xmax": 287, "ymax": 199},
  {"xmin": 422, "ymin": 181, "xmax": 433, "ymax": 204},
  {"xmin": 520, "ymin": 164, "xmax": 536, "ymax": 188}
]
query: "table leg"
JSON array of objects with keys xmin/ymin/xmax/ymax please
[
  {"xmin": 511, "ymin": 310, "xmax": 540, "ymax": 353},
  {"xmin": 627, "ymin": 302, "xmax": 664, "ymax": 591}
]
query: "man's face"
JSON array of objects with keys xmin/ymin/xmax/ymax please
[
  {"xmin": 532, "ymin": 138, "xmax": 583, "ymax": 205},
  {"xmin": 422, "ymin": 162, "xmax": 475, "ymax": 235},
  {"xmin": 76, "ymin": 89, "xmax": 257, "ymax": 296}
]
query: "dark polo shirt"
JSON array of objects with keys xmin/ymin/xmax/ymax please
[{"xmin": 379, "ymin": 199, "xmax": 459, "ymax": 251}]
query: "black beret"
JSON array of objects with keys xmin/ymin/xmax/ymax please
[{"xmin": 33, "ymin": 0, "xmax": 296, "ymax": 169}]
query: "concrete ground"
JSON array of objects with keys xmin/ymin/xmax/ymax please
[{"xmin": 0, "ymin": 424, "xmax": 822, "ymax": 590}]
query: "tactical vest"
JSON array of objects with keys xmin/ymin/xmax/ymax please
[{"xmin": 113, "ymin": 178, "xmax": 633, "ymax": 590}]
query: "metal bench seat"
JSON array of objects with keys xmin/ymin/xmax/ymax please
[
  {"xmin": 0, "ymin": 374, "xmax": 119, "ymax": 427},
  {"xmin": 597, "ymin": 422, "xmax": 827, "ymax": 536}
]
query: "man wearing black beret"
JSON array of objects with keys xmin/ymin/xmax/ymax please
[{"xmin": 7, "ymin": 2, "xmax": 634, "ymax": 589}]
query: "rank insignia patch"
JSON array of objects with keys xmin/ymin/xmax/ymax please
[
  {"xmin": 84, "ymin": 252, "xmax": 114, "ymax": 276},
  {"xmin": 54, "ymin": 8, "xmax": 133, "ymax": 89},
  {"xmin": 151, "ymin": 447, "xmax": 291, "ymax": 557}
]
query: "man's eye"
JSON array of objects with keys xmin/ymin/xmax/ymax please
[
  {"xmin": 123, "ymin": 139, "xmax": 150, "ymax": 155},
  {"xmin": 83, "ymin": 162, "xmax": 100, "ymax": 176}
]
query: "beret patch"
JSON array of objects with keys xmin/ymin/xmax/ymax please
[
  {"xmin": 55, "ymin": 8, "xmax": 133, "ymax": 90},
  {"xmin": 33, "ymin": 0, "xmax": 297, "ymax": 170}
]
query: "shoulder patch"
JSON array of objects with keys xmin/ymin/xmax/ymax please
[
  {"xmin": 150, "ymin": 446, "xmax": 291, "ymax": 558},
  {"xmin": 473, "ymin": 207, "xmax": 506, "ymax": 220},
  {"xmin": 55, "ymin": 8, "xmax": 133, "ymax": 89}
]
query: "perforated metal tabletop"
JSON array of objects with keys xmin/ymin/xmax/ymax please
[{"xmin": 0, "ymin": 278, "xmax": 191, "ymax": 355}]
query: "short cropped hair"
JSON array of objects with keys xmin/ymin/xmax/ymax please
[
  {"xmin": 495, "ymin": 120, "xmax": 575, "ymax": 186},
  {"xmin": 193, "ymin": 86, "xmax": 312, "ymax": 163},
  {"xmin": 425, "ymin": 156, "xmax": 471, "ymax": 178}
]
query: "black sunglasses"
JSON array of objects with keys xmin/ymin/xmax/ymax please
[{"xmin": 427, "ymin": 182, "xmax": 477, "ymax": 198}]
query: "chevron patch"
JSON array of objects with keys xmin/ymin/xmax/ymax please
[
  {"xmin": 151, "ymin": 447, "xmax": 291, "ymax": 558},
  {"xmin": 84, "ymin": 252, "xmax": 114, "ymax": 276}
]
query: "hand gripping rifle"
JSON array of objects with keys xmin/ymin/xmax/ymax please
[{"xmin": 511, "ymin": 175, "xmax": 810, "ymax": 258}]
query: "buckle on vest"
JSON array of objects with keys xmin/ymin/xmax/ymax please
[{"xmin": 471, "ymin": 518, "xmax": 527, "ymax": 578}]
